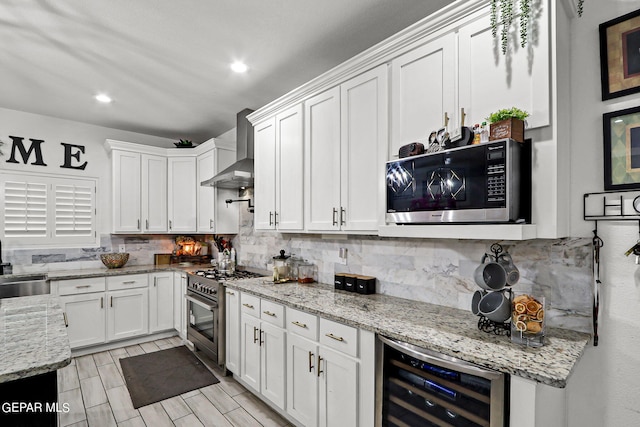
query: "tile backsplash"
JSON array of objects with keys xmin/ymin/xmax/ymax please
[{"xmin": 232, "ymin": 192, "xmax": 592, "ymax": 333}]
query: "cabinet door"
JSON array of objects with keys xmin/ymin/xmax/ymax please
[
  {"xmin": 240, "ymin": 314, "xmax": 261, "ymax": 393},
  {"xmin": 340, "ymin": 65, "xmax": 388, "ymax": 231},
  {"xmin": 261, "ymin": 322, "xmax": 286, "ymax": 410},
  {"xmin": 107, "ymin": 288, "xmax": 149, "ymax": 341},
  {"xmin": 167, "ymin": 157, "xmax": 197, "ymax": 232},
  {"xmin": 319, "ymin": 347, "xmax": 358, "ymax": 427},
  {"xmin": 225, "ymin": 288, "xmax": 241, "ymax": 374},
  {"xmin": 276, "ymin": 103, "xmax": 304, "ymax": 231},
  {"xmin": 287, "ymin": 334, "xmax": 319, "ymax": 427},
  {"xmin": 305, "ymin": 87, "xmax": 341, "ymax": 231},
  {"xmin": 112, "ymin": 151, "xmax": 141, "ymax": 233},
  {"xmin": 197, "ymin": 150, "xmax": 216, "ymax": 232},
  {"xmin": 390, "ymin": 33, "xmax": 456, "ymax": 159},
  {"xmin": 254, "ymin": 118, "xmax": 277, "ymax": 230},
  {"xmin": 173, "ymin": 272, "xmax": 182, "ymax": 336},
  {"xmin": 141, "ymin": 154, "xmax": 167, "ymax": 232},
  {"xmin": 179, "ymin": 273, "xmax": 187, "ymax": 339},
  {"xmin": 149, "ymin": 272, "xmax": 174, "ymax": 333},
  {"xmin": 60, "ymin": 293, "xmax": 106, "ymax": 348},
  {"xmin": 458, "ymin": 6, "xmax": 550, "ymax": 129}
]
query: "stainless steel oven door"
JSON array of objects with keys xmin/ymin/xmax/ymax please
[{"xmin": 186, "ymin": 293, "xmax": 219, "ymax": 363}]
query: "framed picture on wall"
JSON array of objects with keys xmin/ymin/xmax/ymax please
[
  {"xmin": 599, "ymin": 8, "xmax": 640, "ymax": 100},
  {"xmin": 603, "ymin": 106, "xmax": 640, "ymax": 190}
]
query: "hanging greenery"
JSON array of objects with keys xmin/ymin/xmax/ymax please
[{"xmin": 490, "ymin": 0, "xmax": 585, "ymax": 54}]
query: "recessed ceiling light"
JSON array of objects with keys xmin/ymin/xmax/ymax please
[
  {"xmin": 95, "ymin": 93, "xmax": 112, "ymax": 103},
  {"xmin": 230, "ymin": 61, "xmax": 248, "ymax": 73}
]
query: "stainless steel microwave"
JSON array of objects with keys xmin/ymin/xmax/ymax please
[{"xmin": 386, "ymin": 139, "xmax": 521, "ymax": 224}]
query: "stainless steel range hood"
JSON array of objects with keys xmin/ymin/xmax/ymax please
[{"xmin": 201, "ymin": 108, "xmax": 255, "ymax": 189}]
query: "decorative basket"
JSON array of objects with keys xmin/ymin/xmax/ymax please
[{"xmin": 101, "ymin": 253, "xmax": 129, "ymax": 269}]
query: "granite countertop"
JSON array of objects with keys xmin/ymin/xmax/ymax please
[
  {"xmin": 0, "ymin": 295, "xmax": 71, "ymax": 383},
  {"xmin": 225, "ymin": 278, "xmax": 591, "ymax": 388},
  {"xmin": 44, "ymin": 264, "xmax": 210, "ymax": 281}
]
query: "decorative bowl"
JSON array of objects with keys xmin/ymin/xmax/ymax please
[{"xmin": 101, "ymin": 253, "xmax": 129, "ymax": 269}]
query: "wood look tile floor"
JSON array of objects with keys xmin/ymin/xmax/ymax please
[{"xmin": 57, "ymin": 337, "xmax": 292, "ymax": 427}]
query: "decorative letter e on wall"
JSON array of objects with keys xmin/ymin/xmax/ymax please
[{"xmin": 60, "ymin": 143, "xmax": 88, "ymax": 170}]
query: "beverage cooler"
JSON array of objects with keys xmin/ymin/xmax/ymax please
[{"xmin": 376, "ymin": 336, "xmax": 508, "ymax": 427}]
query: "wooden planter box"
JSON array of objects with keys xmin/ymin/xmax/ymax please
[{"xmin": 489, "ymin": 118, "xmax": 525, "ymax": 143}]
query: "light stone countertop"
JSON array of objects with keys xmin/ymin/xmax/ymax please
[
  {"xmin": 45, "ymin": 264, "xmax": 207, "ymax": 281},
  {"xmin": 0, "ymin": 295, "xmax": 71, "ymax": 383},
  {"xmin": 225, "ymin": 278, "xmax": 591, "ymax": 388}
]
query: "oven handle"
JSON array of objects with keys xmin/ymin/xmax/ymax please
[{"xmin": 185, "ymin": 294, "xmax": 218, "ymax": 311}]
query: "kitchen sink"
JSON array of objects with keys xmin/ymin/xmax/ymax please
[{"xmin": 0, "ymin": 274, "xmax": 49, "ymax": 298}]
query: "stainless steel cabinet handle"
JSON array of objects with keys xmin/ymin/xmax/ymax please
[
  {"xmin": 110, "ymin": 296, "xmax": 113, "ymax": 307},
  {"xmin": 243, "ymin": 303, "xmax": 254, "ymax": 309},
  {"xmin": 340, "ymin": 207, "xmax": 346, "ymax": 226},
  {"xmin": 137, "ymin": 219, "xmax": 140, "ymax": 230},
  {"xmin": 100, "ymin": 297, "xmax": 103, "ymax": 309},
  {"xmin": 260, "ymin": 329, "xmax": 264, "ymax": 346},
  {"xmin": 75, "ymin": 285, "xmax": 90, "ymax": 289},
  {"xmin": 226, "ymin": 290, "xmax": 235, "ymax": 295},
  {"xmin": 308, "ymin": 351, "xmax": 314, "ymax": 373},
  {"xmin": 317, "ymin": 355, "xmax": 323, "ymax": 377},
  {"xmin": 63, "ymin": 312, "xmax": 68, "ymax": 327},
  {"xmin": 154, "ymin": 277, "xmax": 157, "ymax": 287},
  {"xmin": 146, "ymin": 219, "xmax": 149, "ymax": 230},
  {"xmin": 292, "ymin": 321, "xmax": 307, "ymax": 329},
  {"xmin": 263, "ymin": 310, "xmax": 276, "ymax": 317},
  {"xmin": 123, "ymin": 281, "xmax": 135, "ymax": 284},
  {"xmin": 332, "ymin": 208, "xmax": 338, "ymax": 226},
  {"xmin": 253, "ymin": 326, "xmax": 258, "ymax": 344},
  {"xmin": 325, "ymin": 333, "xmax": 344, "ymax": 342},
  {"xmin": 210, "ymin": 219, "xmax": 213, "ymax": 229},
  {"xmin": 269, "ymin": 212, "xmax": 273, "ymax": 226},
  {"xmin": 274, "ymin": 211, "xmax": 279, "ymax": 226},
  {"xmin": 169, "ymin": 220, "xmax": 172, "ymax": 230}
]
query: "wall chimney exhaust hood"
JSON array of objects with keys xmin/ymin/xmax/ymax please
[{"xmin": 201, "ymin": 108, "xmax": 254, "ymax": 189}]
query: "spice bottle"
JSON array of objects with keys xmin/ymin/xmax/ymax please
[
  {"xmin": 480, "ymin": 122, "xmax": 490, "ymax": 143},
  {"xmin": 472, "ymin": 124, "xmax": 481, "ymax": 144}
]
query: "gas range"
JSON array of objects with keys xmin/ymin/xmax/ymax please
[{"xmin": 187, "ymin": 268, "xmax": 263, "ymax": 300}]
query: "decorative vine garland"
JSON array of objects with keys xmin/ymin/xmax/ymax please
[{"xmin": 491, "ymin": 0, "xmax": 585, "ymax": 55}]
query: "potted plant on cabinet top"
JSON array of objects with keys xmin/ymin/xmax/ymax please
[{"xmin": 486, "ymin": 107, "xmax": 529, "ymax": 143}]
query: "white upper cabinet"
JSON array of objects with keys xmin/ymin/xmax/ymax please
[
  {"xmin": 458, "ymin": 6, "xmax": 550, "ymax": 130},
  {"xmin": 112, "ymin": 151, "xmax": 142, "ymax": 233},
  {"xmin": 305, "ymin": 87, "xmax": 342, "ymax": 232},
  {"xmin": 197, "ymin": 149, "xmax": 216, "ymax": 232},
  {"xmin": 340, "ymin": 65, "xmax": 388, "ymax": 231},
  {"xmin": 276, "ymin": 104, "xmax": 305, "ymax": 231},
  {"xmin": 141, "ymin": 154, "xmax": 167, "ymax": 232},
  {"xmin": 167, "ymin": 156, "xmax": 197, "ymax": 233},
  {"xmin": 390, "ymin": 32, "xmax": 456, "ymax": 159},
  {"xmin": 254, "ymin": 118, "xmax": 278, "ymax": 230},
  {"xmin": 254, "ymin": 104, "xmax": 304, "ymax": 231}
]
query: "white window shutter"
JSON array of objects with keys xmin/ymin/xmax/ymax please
[
  {"xmin": 3, "ymin": 180, "xmax": 48, "ymax": 237},
  {"xmin": 55, "ymin": 184, "xmax": 94, "ymax": 237}
]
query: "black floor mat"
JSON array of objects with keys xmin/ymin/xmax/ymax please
[{"xmin": 120, "ymin": 345, "xmax": 219, "ymax": 409}]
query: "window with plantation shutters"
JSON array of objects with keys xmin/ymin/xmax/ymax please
[{"xmin": 1, "ymin": 172, "xmax": 98, "ymax": 247}]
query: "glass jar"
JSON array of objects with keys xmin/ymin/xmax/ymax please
[
  {"xmin": 297, "ymin": 261, "xmax": 316, "ymax": 283},
  {"xmin": 272, "ymin": 250, "xmax": 290, "ymax": 281},
  {"xmin": 511, "ymin": 292, "xmax": 545, "ymax": 347}
]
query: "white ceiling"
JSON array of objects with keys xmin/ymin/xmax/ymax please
[{"xmin": 0, "ymin": 0, "xmax": 455, "ymax": 143}]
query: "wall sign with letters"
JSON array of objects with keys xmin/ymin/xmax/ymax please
[{"xmin": 4, "ymin": 135, "xmax": 88, "ymax": 170}]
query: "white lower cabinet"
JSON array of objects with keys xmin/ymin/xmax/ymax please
[
  {"xmin": 173, "ymin": 272, "xmax": 187, "ymax": 339},
  {"xmin": 240, "ymin": 294, "xmax": 286, "ymax": 410},
  {"xmin": 55, "ymin": 273, "xmax": 177, "ymax": 350},
  {"xmin": 60, "ymin": 292, "xmax": 106, "ymax": 348},
  {"xmin": 149, "ymin": 272, "xmax": 174, "ymax": 333},
  {"xmin": 225, "ymin": 287, "xmax": 241, "ymax": 374},
  {"xmin": 318, "ymin": 346, "xmax": 358, "ymax": 427},
  {"xmin": 107, "ymin": 287, "xmax": 149, "ymax": 341},
  {"xmin": 287, "ymin": 333, "xmax": 319, "ymax": 427}
]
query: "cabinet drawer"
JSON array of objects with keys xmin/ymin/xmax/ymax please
[
  {"xmin": 286, "ymin": 307, "xmax": 318, "ymax": 341},
  {"xmin": 57, "ymin": 277, "xmax": 106, "ymax": 296},
  {"xmin": 106, "ymin": 274, "xmax": 148, "ymax": 290},
  {"xmin": 240, "ymin": 293, "xmax": 260, "ymax": 317},
  {"xmin": 260, "ymin": 299, "xmax": 284, "ymax": 328},
  {"xmin": 319, "ymin": 317, "xmax": 358, "ymax": 357}
]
